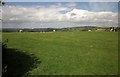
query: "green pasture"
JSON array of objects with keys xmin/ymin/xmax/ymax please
[{"xmin": 2, "ymin": 32, "xmax": 118, "ymax": 76}]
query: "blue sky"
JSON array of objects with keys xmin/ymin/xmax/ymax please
[
  {"xmin": 3, "ymin": 2, "xmax": 118, "ymax": 28},
  {"xmin": 5, "ymin": 2, "xmax": 118, "ymax": 12},
  {"xmin": 5, "ymin": 0, "xmax": 120, "ymax": 2}
]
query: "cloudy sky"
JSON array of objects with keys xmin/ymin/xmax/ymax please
[{"xmin": 3, "ymin": 2, "xmax": 118, "ymax": 28}]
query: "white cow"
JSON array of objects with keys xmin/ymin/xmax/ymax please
[
  {"xmin": 88, "ymin": 30, "xmax": 91, "ymax": 32},
  {"xmin": 19, "ymin": 29, "xmax": 23, "ymax": 33},
  {"xmin": 53, "ymin": 29, "xmax": 55, "ymax": 32}
]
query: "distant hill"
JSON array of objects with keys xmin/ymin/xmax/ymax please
[{"xmin": 2, "ymin": 26, "xmax": 120, "ymax": 32}]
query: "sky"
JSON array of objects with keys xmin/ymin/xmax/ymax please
[
  {"xmin": 2, "ymin": 2, "xmax": 118, "ymax": 28},
  {"xmin": 4, "ymin": 0, "xmax": 120, "ymax": 2}
]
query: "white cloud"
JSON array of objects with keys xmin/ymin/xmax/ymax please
[
  {"xmin": 3, "ymin": 5, "xmax": 118, "ymax": 27},
  {"xmin": 66, "ymin": 8, "xmax": 117, "ymax": 24},
  {"xmin": 66, "ymin": 2, "xmax": 77, "ymax": 7}
]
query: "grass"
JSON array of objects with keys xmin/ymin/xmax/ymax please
[{"xmin": 2, "ymin": 32, "xmax": 118, "ymax": 75}]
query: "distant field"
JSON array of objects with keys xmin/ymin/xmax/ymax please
[{"xmin": 3, "ymin": 32, "xmax": 118, "ymax": 75}]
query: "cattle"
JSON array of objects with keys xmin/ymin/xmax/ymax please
[
  {"xmin": 88, "ymin": 30, "xmax": 91, "ymax": 32},
  {"xmin": 53, "ymin": 29, "xmax": 55, "ymax": 32},
  {"xmin": 19, "ymin": 29, "xmax": 23, "ymax": 33}
]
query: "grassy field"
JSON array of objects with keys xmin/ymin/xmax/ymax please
[{"xmin": 2, "ymin": 32, "xmax": 118, "ymax": 76}]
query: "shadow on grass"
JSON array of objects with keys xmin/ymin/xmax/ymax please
[{"xmin": 2, "ymin": 47, "xmax": 41, "ymax": 77}]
